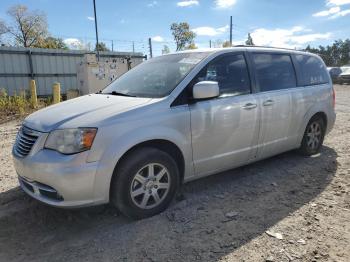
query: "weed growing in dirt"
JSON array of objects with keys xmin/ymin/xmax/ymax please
[
  {"xmin": 0, "ymin": 89, "xmax": 31, "ymax": 116},
  {"xmin": 0, "ymin": 89, "xmax": 54, "ymax": 123}
]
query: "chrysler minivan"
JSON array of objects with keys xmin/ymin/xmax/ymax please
[{"xmin": 13, "ymin": 47, "xmax": 336, "ymax": 219}]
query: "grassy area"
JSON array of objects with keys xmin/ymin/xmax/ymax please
[
  {"xmin": 0, "ymin": 89, "xmax": 31, "ymax": 114},
  {"xmin": 0, "ymin": 89, "xmax": 52, "ymax": 124}
]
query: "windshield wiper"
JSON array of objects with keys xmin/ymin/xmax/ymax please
[{"xmin": 103, "ymin": 91, "xmax": 136, "ymax": 97}]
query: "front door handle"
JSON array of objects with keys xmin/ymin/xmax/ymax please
[
  {"xmin": 242, "ymin": 103, "xmax": 257, "ymax": 110},
  {"xmin": 263, "ymin": 99, "xmax": 274, "ymax": 106}
]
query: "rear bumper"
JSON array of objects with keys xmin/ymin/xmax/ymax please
[{"xmin": 13, "ymin": 149, "xmax": 106, "ymax": 208}]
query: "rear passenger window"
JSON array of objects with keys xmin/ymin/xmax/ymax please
[
  {"xmin": 253, "ymin": 53, "xmax": 297, "ymax": 92},
  {"xmin": 295, "ymin": 55, "xmax": 329, "ymax": 86},
  {"xmin": 195, "ymin": 54, "xmax": 251, "ymax": 97}
]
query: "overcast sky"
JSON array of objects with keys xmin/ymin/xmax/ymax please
[{"xmin": 0, "ymin": 0, "xmax": 349, "ymax": 55}]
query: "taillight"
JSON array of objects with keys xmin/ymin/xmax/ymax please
[{"xmin": 332, "ymin": 87, "xmax": 335, "ymax": 108}]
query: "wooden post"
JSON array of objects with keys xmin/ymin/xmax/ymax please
[
  {"xmin": 52, "ymin": 82, "xmax": 61, "ymax": 104},
  {"xmin": 30, "ymin": 80, "xmax": 38, "ymax": 108}
]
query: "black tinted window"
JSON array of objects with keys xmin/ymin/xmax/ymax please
[
  {"xmin": 195, "ymin": 54, "xmax": 251, "ymax": 96},
  {"xmin": 295, "ymin": 55, "xmax": 329, "ymax": 85},
  {"xmin": 253, "ymin": 53, "xmax": 297, "ymax": 92}
]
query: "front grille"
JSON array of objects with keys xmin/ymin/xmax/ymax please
[{"xmin": 14, "ymin": 126, "xmax": 40, "ymax": 157}]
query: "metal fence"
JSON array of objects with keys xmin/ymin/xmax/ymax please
[{"xmin": 0, "ymin": 46, "xmax": 146, "ymax": 96}]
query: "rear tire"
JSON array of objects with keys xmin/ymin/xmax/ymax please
[
  {"xmin": 299, "ymin": 116, "xmax": 325, "ymax": 156},
  {"xmin": 110, "ymin": 147, "xmax": 179, "ymax": 219}
]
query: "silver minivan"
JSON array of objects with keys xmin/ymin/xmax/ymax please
[{"xmin": 13, "ymin": 47, "xmax": 336, "ymax": 219}]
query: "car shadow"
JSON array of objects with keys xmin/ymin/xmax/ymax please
[{"xmin": 0, "ymin": 146, "xmax": 338, "ymax": 262}]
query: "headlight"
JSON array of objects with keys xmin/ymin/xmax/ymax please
[{"xmin": 45, "ymin": 128, "xmax": 97, "ymax": 154}]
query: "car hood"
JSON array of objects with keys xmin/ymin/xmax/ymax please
[{"xmin": 23, "ymin": 94, "xmax": 153, "ymax": 132}]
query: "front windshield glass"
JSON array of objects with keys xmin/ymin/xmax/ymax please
[{"xmin": 102, "ymin": 52, "xmax": 210, "ymax": 98}]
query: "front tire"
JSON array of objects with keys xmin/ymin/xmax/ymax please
[
  {"xmin": 110, "ymin": 147, "xmax": 179, "ymax": 219},
  {"xmin": 299, "ymin": 116, "xmax": 325, "ymax": 156}
]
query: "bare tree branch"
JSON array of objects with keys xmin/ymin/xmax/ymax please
[
  {"xmin": 0, "ymin": 19, "xmax": 8, "ymax": 45},
  {"xmin": 0, "ymin": 19, "xmax": 7, "ymax": 35},
  {"xmin": 6, "ymin": 4, "xmax": 48, "ymax": 47}
]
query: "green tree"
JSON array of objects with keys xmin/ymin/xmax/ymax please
[
  {"xmin": 34, "ymin": 36, "xmax": 68, "ymax": 49},
  {"xmin": 5, "ymin": 4, "xmax": 48, "ymax": 47},
  {"xmin": 245, "ymin": 33, "xmax": 254, "ymax": 46},
  {"xmin": 305, "ymin": 39, "xmax": 350, "ymax": 67},
  {"xmin": 95, "ymin": 42, "xmax": 110, "ymax": 52},
  {"xmin": 162, "ymin": 45, "xmax": 170, "ymax": 54},
  {"xmin": 336, "ymin": 39, "xmax": 350, "ymax": 66},
  {"xmin": 186, "ymin": 43, "xmax": 197, "ymax": 49},
  {"xmin": 170, "ymin": 22, "xmax": 196, "ymax": 51}
]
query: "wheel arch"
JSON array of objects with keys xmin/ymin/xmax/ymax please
[
  {"xmin": 305, "ymin": 111, "xmax": 328, "ymax": 134},
  {"xmin": 109, "ymin": 139, "xmax": 186, "ymax": 199},
  {"xmin": 297, "ymin": 109, "xmax": 329, "ymax": 147},
  {"xmin": 311, "ymin": 111, "xmax": 327, "ymax": 128}
]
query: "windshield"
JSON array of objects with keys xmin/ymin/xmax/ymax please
[{"xmin": 102, "ymin": 52, "xmax": 210, "ymax": 98}]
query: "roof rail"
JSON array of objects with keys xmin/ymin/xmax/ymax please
[{"xmin": 233, "ymin": 45, "xmax": 300, "ymax": 51}]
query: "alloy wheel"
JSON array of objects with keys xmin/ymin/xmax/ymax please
[
  {"xmin": 130, "ymin": 163, "xmax": 171, "ymax": 209},
  {"xmin": 306, "ymin": 121, "xmax": 322, "ymax": 151}
]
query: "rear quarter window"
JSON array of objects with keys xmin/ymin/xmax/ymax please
[{"xmin": 295, "ymin": 54, "xmax": 329, "ymax": 86}]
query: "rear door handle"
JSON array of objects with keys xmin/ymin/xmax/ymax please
[
  {"xmin": 263, "ymin": 99, "xmax": 274, "ymax": 106},
  {"xmin": 242, "ymin": 103, "xmax": 257, "ymax": 110}
]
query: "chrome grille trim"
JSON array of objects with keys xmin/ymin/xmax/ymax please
[{"xmin": 14, "ymin": 126, "xmax": 41, "ymax": 157}]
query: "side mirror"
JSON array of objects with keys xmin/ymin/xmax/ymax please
[{"xmin": 192, "ymin": 81, "xmax": 220, "ymax": 100}]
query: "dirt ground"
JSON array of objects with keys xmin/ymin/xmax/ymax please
[{"xmin": 0, "ymin": 85, "xmax": 349, "ymax": 262}]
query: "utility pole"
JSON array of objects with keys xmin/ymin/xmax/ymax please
[
  {"xmin": 209, "ymin": 40, "xmax": 212, "ymax": 48},
  {"xmin": 229, "ymin": 15, "xmax": 233, "ymax": 47},
  {"xmin": 93, "ymin": 0, "xmax": 100, "ymax": 61},
  {"xmin": 148, "ymin": 38, "xmax": 153, "ymax": 58}
]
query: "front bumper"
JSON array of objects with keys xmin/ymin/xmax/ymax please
[{"xmin": 13, "ymin": 149, "xmax": 104, "ymax": 208}]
